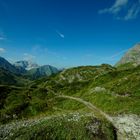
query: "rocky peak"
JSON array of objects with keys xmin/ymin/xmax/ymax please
[
  {"xmin": 14, "ymin": 60, "xmax": 39, "ymax": 70},
  {"xmin": 116, "ymin": 43, "xmax": 140, "ymax": 67}
]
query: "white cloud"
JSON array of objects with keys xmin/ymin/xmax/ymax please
[
  {"xmin": 0, "ymin": 48, "xmax": 5, "ymax": 53},
  {"xmin": 23, "ymin": 53, "xmax": 36, "ymax": 61},
  {"xmin": 99, "ymin": 0, "xmax": 140, "ymax": 20},
  {"xmin": 56, "ymin": 30, "xmax": 65, "ymax": 38},
  {"xmin": 99, "ymin": 0, "xmax": 128, "ymax": 14},
  {"xmin": 32, "ymin": 45, "xmax": 48, "ymax": 56},
  {"xmin": 124, "ymin": 3, "xmax": 140, "ymax": 20}
]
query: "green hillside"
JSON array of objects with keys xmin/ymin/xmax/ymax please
[
  {"xmin": 0, "ymin": 63, "xmax": 140, "ymax": 139},
  {"xmin": 41, "ymin": 65, "xmax": 140, "ymax": 115}
]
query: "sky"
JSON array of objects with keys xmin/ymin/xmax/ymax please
[{"xmin": 0, "ymin": 0, "xmax": 140, "ymax": 68}]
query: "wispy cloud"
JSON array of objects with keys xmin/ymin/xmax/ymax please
[
  {"xmin": 32, "ymin": 44, "xmax": 67, "ymax": 63},
  {"xmin": 99, "ymin": 0, "xmax": 128, "ymax": 14},
  {"xmin": 0, "ymin": 31, "xmax": 7, "ymax": 41},
  {"xmin": 0, "ymin": 47, "xmax": 5, "ymax": 53},
  {"xmin": 124, "ymin": 3, "xmax": 140, "ymax": 20},
  {"xmin": 23, "ymin": 53, "xmax": 36, "ymax": 61},
  {"xmin": 32, "ymin": 45, "xmax": 48, "ymax": 56},
  {"xmin": 99, "ymin": 0, "xmax": 140, "ymax": 20},
  {"xmin": 56, "ymin": 30, "xmax": 65, "ymax": 38},
  {"xmin": 0, "ymin": 36, "xmax": 5, "ymax": 40}
]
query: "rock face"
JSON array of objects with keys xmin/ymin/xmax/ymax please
[
  {"xmin": 26, "ymin": 65, "xmax": 59, "ymax": 79},
  {"xmin": 116, "ymin": 43, "xmax": 140, "ymax": 67},
  {"xmin": 14, "ymin": 60, "xmax": 39, "ymax": 70},
  {"xmin": 0, "ymin": 57, "xmax": 59, "ymax": 81}
]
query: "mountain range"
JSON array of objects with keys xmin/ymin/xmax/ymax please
[
  {"xmin": 0, "ymin": 57, "xmax": 59, "ymax": 83},
  {"xmin": 0, "ymin": 43, "xmax": 140, "ymax": 140},
  {"xmin": 14, "ymin": 60, "xmax": 39, "ymax": 70}
]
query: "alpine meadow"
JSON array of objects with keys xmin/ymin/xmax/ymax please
[{"xmin": 0, "ymin": 0, "xmax": 140, "ymax": 140}]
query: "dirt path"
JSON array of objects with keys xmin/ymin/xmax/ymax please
[
  {"xmin": 57, "ymin": 95, "xmax": 140, "ymax": 140},
  {"xmin": 57, "ymin": 95, "xmax": 126, "ymax": 140},
  {"xmin": 48, "ymin": 89, "xmax": 113, "ymax": 123},
  {"xmin": 2, "ymin": 89, "xmax": 139, "ymax": 140},
  {"xmin": 58, "ymin": 95, "xmax": 113, "ymax": 123}
]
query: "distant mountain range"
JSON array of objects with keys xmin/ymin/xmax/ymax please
[
  {"xmin": 14, "ymin": 60, "xmax": 39, "ymax": 70},
  {"xmin": 26, "ymin": 65, "xmax": 59, "ymax": 80},
  {"xmin": 0, "ymin": 57, "xmax": 59, "ymax": 84},
  {"xmin": 1, "ymin": 43, "xmax": 140, "ymax": 84},
  {"xmin": 1, "ymin": 42, "xmax": 140, "ymax": 83},
  {"xmin": 0, "ymin": 43, "xmax": 140, "ymax": 139}
]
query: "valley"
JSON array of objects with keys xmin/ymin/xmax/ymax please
[{"xmin": 0, "ymin": 44, "xmax": 140, "ymax": 140}]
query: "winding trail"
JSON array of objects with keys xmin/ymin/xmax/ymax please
[
  {"xmin": 2, "ymin": 87, "xmax": 139, "ymax": 140},
  {"xmin": 48, "ymin": 89, "xmax": 115, "ymax": 126},
  {"xmin": 56, "ymin": 95, "xmax": 126, "ymax": 140},
  {"xmin": 49, "ymin": 89, "xmax": 140, "ymax": 139},
  {"xmin": 57, "ymin": 95, "xmax": 140, "ymax": 140},
  {"xmin": 58, "ymin": 95, "xmax": 113, "ymax": 123}
]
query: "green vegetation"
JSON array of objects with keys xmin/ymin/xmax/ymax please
[
  {"xmin": 1, "ymin": 113, "xmax": 116, "ymax": 140},
  {"xmin": 39, "ymin": 64, "xmax": 140, "ymax": 115},
  {"xmin": 1, "ymin": 64, "xmax": 140, "ymax": 121},
  {"xmin": 0, "ymin": 62, "xmax": 140, "ymax": 139}
]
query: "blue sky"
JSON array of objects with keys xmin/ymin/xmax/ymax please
[{"xmin": 0, "ymin": 0, "xmax": 140, "ymax": 68}]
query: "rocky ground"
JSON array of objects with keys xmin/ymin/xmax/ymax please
[
  {"xmin": 112, "ymin": 115, "xmax": 140, "ymax": 140},
  {"xmin": 0, "ymin": 113, "xmax": 140, "ymax": 140}
]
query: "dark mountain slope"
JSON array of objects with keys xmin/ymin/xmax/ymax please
[
  {"xmin": 0, "ymin": 56, "xmax": 19, "ymax": 74},
  {"xmin": 0, "ymin": 67, "xmax": 30, "ymax": 86}
]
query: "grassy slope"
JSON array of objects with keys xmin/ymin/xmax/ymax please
[
  {"xmin": 1, "ymin": 112, "xmax": 116, "ymax": 140},
  {"xmin": 42, "ymin": 65, "xmax": 140, "ymax": 115},
  {"xmin": 1, "ymin": 64, "xmax": 140, "ymax": 139},
  {"xmin": 1, "ymin": 64, "xmax": 139, "ymax": 123}
]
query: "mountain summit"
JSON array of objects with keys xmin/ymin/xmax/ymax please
[
  {"xmin": 14, "ymin": 60, "xmax": 39, "ymax": 70},
  {"xmin": 0, "ymin": 57, "xmax": 59, "ymax": 81},
  {"xmin": 116, "ymin": 43, "xmax": 140, "ymax": 67},
  {"xmin": 26, "ymin": 65, "xmax": 59, "ymax": 79}
]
